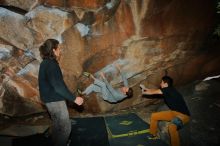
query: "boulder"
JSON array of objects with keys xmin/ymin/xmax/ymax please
[{"xmin": 0, "ymin": 0, "xmax": 220, "ymax": 115}]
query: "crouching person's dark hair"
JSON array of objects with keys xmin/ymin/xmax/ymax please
[
  {"xmin": 162, "ymin": 76, "xmax": 173, "ymax": 87},
  {"xmin": 126, "ymin": 88, "xmax": 133, "ymax": 98}
]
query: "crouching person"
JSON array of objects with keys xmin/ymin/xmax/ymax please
[{"xmin": 141, "ymin": 76, "xmax": 190, "ymax": 146}]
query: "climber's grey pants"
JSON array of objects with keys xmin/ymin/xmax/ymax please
[
  {"xmin": 82, "ymin": 78, "xmax": 113, "ymax": 101},
  {"xmin": 46, "ymin": 101, "xmax": 71, "ymax": 146},
  {"xmin": 82, "ymin": 78, "xmax": 126, "ymax": 103}
]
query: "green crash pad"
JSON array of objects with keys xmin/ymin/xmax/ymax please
[
  {"xmin": 105, "ymin": 113, "xmax": 150, "ymax": 138},
  {"xmin": 109, "ymin": 134, "xmax": 168, "ymax": 146},
  {"xmin": 105, "ymin": 113, "xmax": 169, "ymax": 146}
]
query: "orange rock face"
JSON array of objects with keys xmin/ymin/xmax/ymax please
[{"xmin": 0, "ymin": 0, "xmax": 220, "ymax": 116}]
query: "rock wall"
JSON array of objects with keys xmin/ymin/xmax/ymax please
[{"xmin": 0, "ymin": 0, "xmax": 220, "ymax": 116}]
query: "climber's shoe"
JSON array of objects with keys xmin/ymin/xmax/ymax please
[
  {"xmin": 82, "ymin": 72, "xmax": 91, "ymax": 78},
  {"xmin": 77, "ymin": 88, "xmax": 83, "ymax": 96}
]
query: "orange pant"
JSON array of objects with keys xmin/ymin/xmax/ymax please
[{"xmin": 150, "ymin": 110, "xmax": 190, "ymax": 146}]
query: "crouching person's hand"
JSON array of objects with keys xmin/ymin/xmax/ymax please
[{"xmin": 74, "ymin": 97, "xmax": 84, "ymax": 105}]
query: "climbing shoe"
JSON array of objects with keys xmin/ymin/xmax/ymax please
[
  {"xmin": 77, "ymin": 88, "xmax": 83, "ymax": 96},
  {"xmin": 147, "ymin": 134, "xmax": 159, "ymax": 140},
  {"xmin": 82, "ymin": 72, "xmax": 91, "ymax": 78}
]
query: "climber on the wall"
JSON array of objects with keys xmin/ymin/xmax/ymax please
[
  {"xmin": 79, "ymin": 63, "xmax": 133, "ymax": 103},
  {"xmin": 140, "ymin": 75, "xmax": 190, "ymax": 146}
]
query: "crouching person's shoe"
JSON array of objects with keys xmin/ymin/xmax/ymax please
[{"xmin": 147, "ymin": 134, "xmax": 159, "ymax": 140}]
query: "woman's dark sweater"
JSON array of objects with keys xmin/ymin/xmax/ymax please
[{"xmin": 38, "ymin": 58, "xmax": 75, "ymax": 103}]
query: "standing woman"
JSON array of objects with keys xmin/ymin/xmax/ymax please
[{"xmin": 38, "ymin": 39, "xmax": 84, "ymax": 146}]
